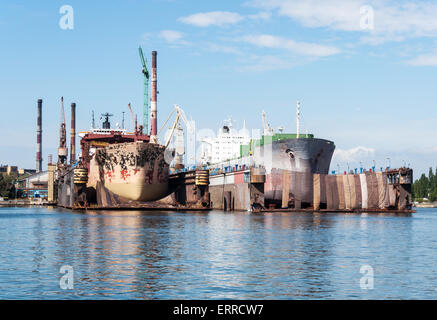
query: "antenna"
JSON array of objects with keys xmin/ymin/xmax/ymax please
[
  {"xmin": 296, "ymin": 100, "xmax": 301, "ymax": 138},
  {"xmin": 101, "ymin": 113, "xmax": 114, "ymax": 129},
  {"xmin": 92, "ymin": 110, "xmax": 95, "ymax": 129},
  {"xmin": 122, "ymin": 111, "xmax": 125, "ymax": 129},
  {"xmin": 225, "ymin": 116, "xmax": 233, "ymax": 130}
]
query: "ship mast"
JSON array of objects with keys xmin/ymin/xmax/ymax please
[{"xmin": 296, "ymin": 100, "xmax": 301, "ymax": 138}]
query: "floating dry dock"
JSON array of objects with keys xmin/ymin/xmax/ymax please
[
  {"xmin": 50, "ymin": 162, "xmax": 413, "ymax": 213},
  {"xmin": 38, "ymin": 48, "xmax": 413, "ymax": 214},
  {"xmin": 42, "ymin": 96, "xmax": 413, "ymax": 213},
  {"xmin": 208, "ymin": 166, "xmax": 413, "ymax": 213}
]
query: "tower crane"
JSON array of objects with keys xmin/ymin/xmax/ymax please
[{"xmin": 138, "ymin": 46, "xmax": 150, "ymax": 134}]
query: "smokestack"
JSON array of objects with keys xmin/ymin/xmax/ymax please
[
  {"xmin": 36, "ymin": 99, "xmax": 42, "ymax": 173},
  {"xmin": 150, "ymin": 50, "xmax": 158, "ymax": 143},
  {"xmin": 70, "ymin": 102, "xmax": 76, "ymax": 164}
]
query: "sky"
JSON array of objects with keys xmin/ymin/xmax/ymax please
[{"xmin": 0, "ymin": 0, "xmax": 437, "ymax": 178}]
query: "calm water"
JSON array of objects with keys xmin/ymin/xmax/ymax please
[{"xmin": 0, "ymin": 207, "xmax": 436, "ymax": 299}]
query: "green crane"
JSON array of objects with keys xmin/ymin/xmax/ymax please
[{"xmin": 138, "ymin": 46, "xmax": 150, "ymax": 134}]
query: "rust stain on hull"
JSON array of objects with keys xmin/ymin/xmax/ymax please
[{"xmin": 88, "ymin": 141, "xmax": 169, "ymax": 202}]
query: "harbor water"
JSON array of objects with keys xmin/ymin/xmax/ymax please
[{"xmin": 0, "ymin": 207, "xmax": 436, "ymax": 299}]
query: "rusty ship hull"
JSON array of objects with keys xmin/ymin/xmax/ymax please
[
  {"xmin": 251, "ymin": 137, "xmax": 336, "ymax": 206},
  {"xmin": 208, "ymin": 134, "xmax": 336, "ymax": 209},
  {"xmin": 87, "ymin": 141, "xmax": 169, "ymax": 202}
]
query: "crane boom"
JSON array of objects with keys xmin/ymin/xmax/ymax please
[
  {"xmin": 175, "ymin": 105, "xmax": 194, "ymax": 134},
  {"xmin": 138, "ymin": 46, "xmax": 150, "ymax": 134},
  {"xmin": 60, "ymin": 96, "xmax": 66, "ymax": 124},
  {"xmin": 163, "ymin": 104, "xmax": 193, "ymax": 147},
  {"xmin": 127, "ymin": 103, "xmax": 136, "ymax": 130},
  {"xmin": 139, "ymin": 47, "xmax": 147, "ymax": 69},
  {"xmin": 158, "ymin": 108, "xmax": 176, "ymax": 135},
  {"xmin": 164, "ymin": 113, "xmax": 181, "ymax": 148}
]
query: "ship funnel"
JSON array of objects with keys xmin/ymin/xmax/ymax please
[
  {"xmin": 36, "ymin": 99, "xmax": 43, "ymax": 172},
  {"xmin": 150, "ymin": 50, "xmax": 158, "ymax": 143}
]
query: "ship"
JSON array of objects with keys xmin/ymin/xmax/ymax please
[
  {"xmin": 201, "ymin": 103, "xmax": 335, "ymax": 208},
  {"xmin": 80, "ymin": 113, "xmax": 170, "ymax": 202},
  {"xmin": 56, "ymin": 50, "xmax": 173, "ymax": 207}
]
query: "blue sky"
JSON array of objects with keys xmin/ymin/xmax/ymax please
[{"xmin": 1, "ymin": 0, "xmax": 437, "ymax": 177}]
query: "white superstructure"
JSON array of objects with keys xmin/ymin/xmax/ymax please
[{"xmin": 201, "ymin": 118, "xmax": 251, "ymax": 165}]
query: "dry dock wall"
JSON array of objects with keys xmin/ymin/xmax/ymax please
[
  {"xmin": 209, "ymin": 168, "xmax": 265, "ymax": 211},
  {"xmin": 209, "ymin": 168, "xmax": 412, "ymax": 212},
  {"xmin": 209, "ymin": 170, "xmax": 250, "ymax": 211},
  {"xmin": 313, "ymin": 171, "xmax": 412, "ymax": 211}
]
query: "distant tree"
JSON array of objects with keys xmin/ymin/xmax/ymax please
[
  {"xmin": 0, "ymin": 174, "xmax": 15, "ymax": 198},
  {"xmin": 412, "ymin": 167, "xmax": 437, "ymax": 201}
]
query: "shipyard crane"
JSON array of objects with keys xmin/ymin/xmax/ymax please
[
  {"xmin": 138, "ymin": 46, "xmax": 150, "ymax": 134},
  {"xmin": 261, "ymin": 110, "xmax": 274, "ymax": 136},
  {"xmin": 159, "ymin": 105, "xmax": 195, "ymax": 167},
  {"xmin": 57, "ymin": 96, "xmax": 68, "ymax": 166},
  {"xmin": 163, "ymin": 104, "xmax": 194, "ymax": 148}
]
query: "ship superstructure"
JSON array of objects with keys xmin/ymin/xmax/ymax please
[{"xmin": 201, "ymin": 118, "xmax": 251, "ymax": 165}]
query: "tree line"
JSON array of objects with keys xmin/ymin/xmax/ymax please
[
  {"xmin": 0, "ymin": 173, "xmax": 17, "ymax": 198},
  {"xmin": 413, "ymin": 167, "xmax": 437, "ymax": 202}
]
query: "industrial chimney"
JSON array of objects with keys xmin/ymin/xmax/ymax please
[
  {"xmin": 150, "ymin": 50, "xmax": 158, "ymax": 143},
  {"xmin": 70, "ymin": 102, "xmax": 76, "ymax": 164},
  {"xmin": 36, "ymin": 99, "xmax": 43, "ymax": 173}
]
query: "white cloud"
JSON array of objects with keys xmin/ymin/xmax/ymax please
[
  {"xmin": 239, "ymin": 55, "xmax": 297, "ymax": 71},
  {"xmin": 206, "ymin": 43, "xmax": 243, "ymax": 55},
  {"xmin": 241, "ymin": 34, "xmax": 340, "ymax": 56},
  {"xmin": 249, "ymin": 0, "xmax": 437, "ymax": 43},
  {"xmin": 158, "ymin": 30, "xmax": 188, "ymax": 45},
  {"xmin": 360, "ymin": 34, "xmax": 405, "ymax": 46},
  {"xmin": 333, "ymin": 146, "xmax": 375, "ymax": 162},
  {"xmin": 141, "ymin": 33, "xmax": 152, "ymax": 41},
  {"xmin": 251, "ymin": 0, "xmax": 366, "ymax": 30},
  {"xmin": 248, "ymin": 11, "xmax": 272, "ymax": 20},
  {"xmin": 178, "ymin": 11, "xmax": 244, "ymax": 27},
  {"xmin": 406, "ymin": 49, "xmax": 437, "ymax": 66}
]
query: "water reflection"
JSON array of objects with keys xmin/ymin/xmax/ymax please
[{"xmin": 0, "ymin": 207, "xmax": 434, "ymax": 299}]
